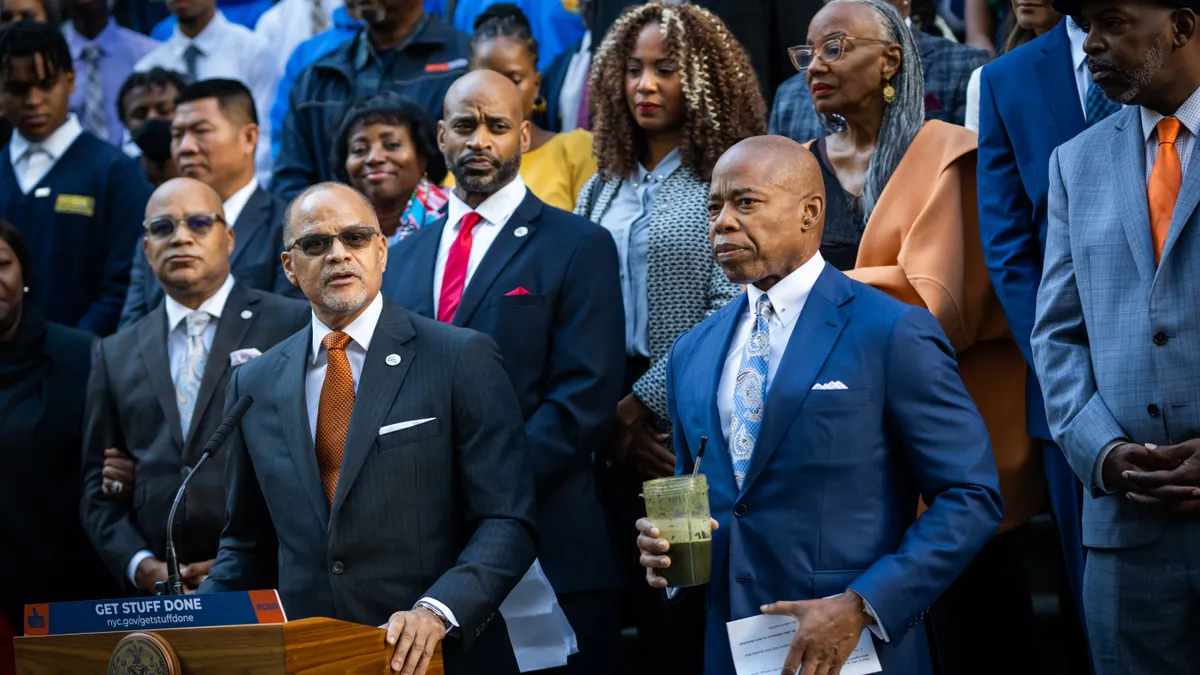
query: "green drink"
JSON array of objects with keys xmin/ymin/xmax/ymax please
[{"xmin": 643, "ymin": 475, "xmax": 712, "ymax": 588}]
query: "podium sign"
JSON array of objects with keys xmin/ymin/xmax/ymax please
[{"xmin": 23, "ymin": 590, "xmax": 285, "ymax": 636}]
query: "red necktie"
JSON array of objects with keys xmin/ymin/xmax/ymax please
[{"xmin": 438, "ymin": 212, "xmax": 482, "ymax": 323}]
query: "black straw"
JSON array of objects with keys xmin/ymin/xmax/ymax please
[{"xmin": 691, "ymin": 436, "xmax": 708, "ymax": 478}]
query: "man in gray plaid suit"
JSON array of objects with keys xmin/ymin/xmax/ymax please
[{"xmin": 1031, "ymin": 0, "xmax": 1200, "ymax": 672}]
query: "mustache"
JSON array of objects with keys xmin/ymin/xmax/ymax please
[
  {"xmin": 456, "ymin": 152, "xmax": 501, "ymax": 170},
  {"xmin": 1087, "ymin": 57, "xmax": 1120, "ymax": 73},
  {"xmin": 322, "ymin": 264, "xmax": 363, "ymax": 283}
]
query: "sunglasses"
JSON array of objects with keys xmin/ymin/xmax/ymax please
[
  {"xmin": 143, "ymin": 212, "xmax": 225, "ymax": 240},
  {"xmin": 788, "ymin": 35, "xmax": 893, "ymax": 71},
  {"xmin": 289, "ymin": 226, "xmax": 380, "ymax": 257}
]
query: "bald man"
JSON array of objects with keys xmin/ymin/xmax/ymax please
[
  {"xmin": 81, "ymin": 177, "xmax": 309, "ymax": 597},
  {"xmin": 199, "ymin": 182, "xmax": 536, "ymax": 675},
  {"xmin": 636, "ymin": 137, "xmax": 1002, "ymax": 675},
  {"xmin": 383, "ymin": 70, "xmax": 626, "ymax": 675}
]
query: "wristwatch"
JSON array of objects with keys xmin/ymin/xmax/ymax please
[{"xmin": 414, "ymin": 600, "xmax": 452, "ymax": 631}]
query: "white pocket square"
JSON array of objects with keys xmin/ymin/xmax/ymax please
[
  {"xmin": 811, "ymin": 381, "xmax": 849, "ymax": 390},
  {"xmin": 229, "ymin": 348, "xmax": 262, "ymax": 366},
  {"xmin": 379, "ymin": 418, "xmax": 436, "ymax": 435}
]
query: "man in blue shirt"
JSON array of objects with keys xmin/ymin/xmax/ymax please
[
  {"xmin": 270, "ymin": 0, "xmax": 469, "ymax": 199},
  {"xmin": 0, "ymin": 21, "xmax": 152, "ymax": 336}
]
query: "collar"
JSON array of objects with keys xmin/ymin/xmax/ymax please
[
  {"xmin": 445, "ymin": 175, "xmax": 528, "ymax": 231},
  {"xmin": 1067, "ymin": 17, "xmax": 1087, "ymax": 72},
  {"xmin": 169, "ymin": 11, "xmax": 230, "ymax": 56},
  {"xmin": 222, "ymin": 177, "xmax": 258, "ymax": 226},
  {"xmin": 632, "ymin": 147, "xmax": 681, "ymax": 187},
  {"xmin": 310, "ymin": 291, "xmax": 384, "ymax": 363},
  {"xmin": 164, "ymin": 273, "xmax": 236, "ymax": 333},
  {"xmin": 64, "ymin": 18, "xmax": 120, "ymax": 59},
  {"xmin": 1141, "ymin": 85, "xmax": 1200, "ymax": 143},
  {"xmin": 352, "ymin": 12, "xmax": 434, "ymax": 71},
  {"xmin": 580, "ymin": 30, "xmax": 592, "ymax": 53},
  {"xmin": 9, "ymin": 114, "xmax": 83, "ymax": 164},
  {"xmin": 745, "ymin": 251, "xmax": 826, "ymax": 330}
]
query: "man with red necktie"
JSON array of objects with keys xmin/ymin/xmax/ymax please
[{"xmin": 383, "ymin": 70, "xmax": 626, "ymax": 675}]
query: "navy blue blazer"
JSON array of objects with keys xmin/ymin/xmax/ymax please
[
  {"xmin": 977, "ymin": 21, "xmax": 1084, "ymax": 441},
  {"xmin": 536, "ymin": 38, "xmax": 581, "ymax": 133},
  {"xmin": 667, "ymin": 266, "xmax": 1003, "ymax": 675},
  {"xmin": 118, "ymin": 187, "xmax": 300, "ymax": 330},
  {"xmin": 382, "ymin": 191, "xmax": 626, "ymax": 596},
  {"xmin": 0, "ymin": 132, "xmax": 152, "ymax": 336}
]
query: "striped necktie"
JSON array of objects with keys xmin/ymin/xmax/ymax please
[
  {"xmin": 80, "ymin": 44, "xmax": 108, "ymax": 141},
  {"xmin": 311, "ymin": 0, "xmax": 329, "ymax": 34}
]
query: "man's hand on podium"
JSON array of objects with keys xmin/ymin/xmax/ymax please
[
  {"xmin": 135, "ymin": 557, "xmax": 168, "ymax": 594},
  {"xmin": 383, "ymin": 607, "xmax": 446, "ymax": 675},
  {"xmin": 180, "ymin": 559, "xmax": 214, "ymax": 593}
]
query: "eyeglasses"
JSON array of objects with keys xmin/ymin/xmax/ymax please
[
  {"xmin": 289, "ymin": 226, "xmax": 380, "ymax": 257},
  {"xmin": 143, "ymin": 212, "xmax": 225, "ymax": 240},
  {"xmin": 788, "ymin": 35, "xmax": 894, "ymax": 71}
]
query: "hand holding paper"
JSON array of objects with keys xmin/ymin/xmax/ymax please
[{"xmin": 756, "ymin": 592, "xmax": 875, "ymax": 675}]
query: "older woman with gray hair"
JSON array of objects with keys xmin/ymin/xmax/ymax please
[{"xmin": 796, "ymin": 0, "xmax": 1045, "ymax": 667}]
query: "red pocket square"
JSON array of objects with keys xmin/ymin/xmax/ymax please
[{"xmin": 505, "ymin": 287, "xmax": 531, "ymax": 296}]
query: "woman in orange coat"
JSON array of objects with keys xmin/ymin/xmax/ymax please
[{"xmin": 793, "ymin": 0, "xmax": 1044, "ymax": 671}]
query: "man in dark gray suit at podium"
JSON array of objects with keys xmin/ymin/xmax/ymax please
[{"xmin": 199, "ymin": 182, "xmax": 537, "ymax": 675}]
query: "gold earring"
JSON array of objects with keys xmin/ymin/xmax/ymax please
[{"xmin": 882, "ymin": 80, "xmax": 896, "ymax": 104}]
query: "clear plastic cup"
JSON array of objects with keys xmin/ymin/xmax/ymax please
[{"xmin": 643, "ymin": 475, "xmax": 712, "ymax": 587}]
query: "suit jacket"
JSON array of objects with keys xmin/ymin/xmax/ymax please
[
  {"xmin": 382, "ymin": 192, "xmax": 624, "ymax": 595},
  {"xmin": 1033, "ymin": 104, "xmax": 1200, "ymax": 550},
  {"xmin": 118, "ymin": 187, "xmax": 301, "ymax": 330},
  {"xmin": 978, "ymin": 22, "xmax": 1084, "ymax": 442},
  {"xmin": 769, "ymin": 30, "xmax": 990, "ymax": 142},
  {"xmin": 200, "ymin": 300, "xmax": 538, "ymax": 673},
  {"xmin": 576, "ymin": 171, "xmax": 741, "ymax": 422},
  {"xmin": 836, "ymin": 121, "xmax": 1042, "ymax": 531},
  {"xmin": 668, "ymin": 266, "xmax": 1003, "ymax": 675},
  {"xmin": 537, "ymin": 37, "xmax": 581, "ymax": 133},
  {"xmin": 80, "ymin": 283, "xmax": 310, "ymax": 589}
]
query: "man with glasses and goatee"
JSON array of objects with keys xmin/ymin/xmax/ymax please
[
  {"xmin": 80, "ymin": 177, "xmax": 308, "ymax": 597},
  {"xmin": 198, "ymin": 181, "xmax": 536, "ymax": 675}
]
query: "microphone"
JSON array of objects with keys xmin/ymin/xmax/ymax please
[{"xmin": 157, "ymin": 395, "xmax": 254, "ymax": 596}]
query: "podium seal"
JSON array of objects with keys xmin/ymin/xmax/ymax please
[{"xmin": 108, "ymin": 632, "xmax": 180, "ymax": 675}]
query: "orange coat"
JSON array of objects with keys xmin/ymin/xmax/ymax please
[{"xmin": 811, "ymin": 121, "xmax": 1044, "ymax": 532}]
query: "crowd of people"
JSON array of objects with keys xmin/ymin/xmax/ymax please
[{"xmin": 0, "ymin": 0, "xmax": 1197, "ymax": 673}]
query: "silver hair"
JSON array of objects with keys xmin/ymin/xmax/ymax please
[{"xmin": 818, "ymin": 0, "xmax": 925, "ymax": 219}]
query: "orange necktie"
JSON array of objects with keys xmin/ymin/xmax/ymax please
[
  {"xmin": 315, "ymin": 331, "xmax": 354, "ymax": 505},
  {"xmin": 1149, "ymin": 116, "xmax": 1183, "ymax": 264}
]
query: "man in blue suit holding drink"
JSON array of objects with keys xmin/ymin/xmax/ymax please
[{"xmin": 636, "ymin": 136, "xmax": 1003, "ymax": 675}]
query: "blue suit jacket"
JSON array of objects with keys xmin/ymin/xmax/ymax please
[
  {"xmin": 667, "ymin": 266, "xmax": 1003, "ymax": 675},
  {"xmin": 118, "ymin": 187, "xmax": 300, "ymax": 330},
  {"xmin": 382, "ymin": 191, "xmax": 626, "ymax": 595},
  {"xmin": 977, "ymin": 21, "xmax": 1084, "ymax": 442}
]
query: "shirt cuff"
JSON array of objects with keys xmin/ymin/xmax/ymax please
[
  {"xmin": 127, "ymin": 550, "xmax": 155, "ymax": 587},
  {"xmin": 861, "ymin": 597, "xmax": 889, "ymax": 643},
  {"xmin": 1093, "ymin": 439, "xmax": 1127, "ymax": 494},
  {"xmin": 417, "ymin": 597, "xmax": 459, "ymax": 628}
]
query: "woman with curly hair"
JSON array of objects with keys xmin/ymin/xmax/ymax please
[{"xmin": 575, "ymin": 4, "xmax": 765, "ymax": 671}]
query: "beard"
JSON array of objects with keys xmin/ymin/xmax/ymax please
[
  {"xmin": 453, "ymin": 153, "xmax": 522, "ymax": 194},
  {"xmin": 1089, "ymin": 33, "xmax": 1166, "ymax": 105},
  {"xmin": 319, "ymin": 264, "xmax": 368, "ymax": 313}
]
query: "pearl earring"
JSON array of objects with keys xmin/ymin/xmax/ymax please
[{"xmin": 23, "ymin": 286, "xmax": 29, "ymax": 292}]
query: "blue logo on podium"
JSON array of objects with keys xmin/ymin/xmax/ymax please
[{"xmin": 26, "ymin": 608, "xmax": 45, "ymax": 630}]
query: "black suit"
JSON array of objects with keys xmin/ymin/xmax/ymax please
[
  {"xmin": 118, "ymin": 187, "xmax": 302, "ymax": 330},
  {"xmin": 200, "ymin": 299, "xmax": 538, "ymax": 674},
  {"xmin": 384, "ymin": 193, "xmax": 626, "ymax": 673},
  {"xmin": 80, "ymin": 283, "xmax": 309, "ymax": 590},
  {"xmin": 538, "ymin": 38, "xmax": 582, "ymax": 133}
]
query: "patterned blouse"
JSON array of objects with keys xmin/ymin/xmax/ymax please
[{"xmin": 387, "ymin": 177, "xmax": 449, "ymax": 246}]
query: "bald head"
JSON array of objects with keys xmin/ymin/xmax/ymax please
[
  {"xmin": 142, "ymin": 177, "xmax": 233, "ymax": 305},
  {"xmin": 146, "ymin": 176, "xmax": 224, "ymax": 219},
  {"xmin": 439, "ymin": 70, "xmax": 530, "ymax": 206},
  {"xmin": 283, "ymin": 181, "xmax": 378, "ymax": 246},
  {"xmin": 708, "ymin": 136, "xmax": 826, "ymax": 290}
]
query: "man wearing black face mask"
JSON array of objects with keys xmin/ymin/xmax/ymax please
[{"xmin": 117, "ymin": 68, "xmax": 186, "ymax": 185}]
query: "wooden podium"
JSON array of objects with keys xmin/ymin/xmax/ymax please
[{"xmin": 15, "ymin": 615, "xmax": 443, "ymax": 674}]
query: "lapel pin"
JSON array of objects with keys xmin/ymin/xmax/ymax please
[
  {"xmin": 385, "ymin": 354, "xmax": 402, "ymax": 366},
  {"xmin": 240, "ymin": 310, "xmax": 253, "ymax": 319},
  {"xmin": 34, "ymin": 187, "xmax": 50, "ymax": 198},
  {"xmin": 514, "ymin": 226, "xmax": 529, "ymax": 238}
]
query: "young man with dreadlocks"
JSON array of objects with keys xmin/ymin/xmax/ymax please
[{"xmin": 0, "ymin": 20, "xmax": 152, "ymax": 336}]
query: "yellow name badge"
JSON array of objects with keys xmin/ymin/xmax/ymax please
[{"xmin": 54, "ymin": 194, "xmax": 95, "ymax": 217}]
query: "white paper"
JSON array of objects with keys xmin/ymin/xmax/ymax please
[
  {"xmin": 499, "ymin": 559, "xmax": 578, "ymax": 672},
  {"xmin": 726, "ymin": 613, "xmax": 882, "ymax": 675}
]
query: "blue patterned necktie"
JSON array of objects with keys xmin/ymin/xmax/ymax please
[
  {"xmin": 175, "ymin": 311, "xmax": 211, "ymax": 437},
  {"xmin": 80, "ymin": 44, "xmax": 108, "ymax": 141},
  {"xmin": 1085, "ymin": 80, "xmax": 1120, "ymax": 127},
  {"xmin": 730, "ymin": 296, "xmax": 773, "ymax": 489}
]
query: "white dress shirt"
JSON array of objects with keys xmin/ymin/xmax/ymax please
[
  {"xmin": 222, "ymin": 177, "xmax": 259, "ymax": 226},
  {"xmin": 125, "ymin": 274, "xmax": 235, "ymax": 585},
  {"xmin": 8, "ymin": 114, "xmax": 83, "ymax": 194},
  {"xmin": 557, "ymin": 30, "xmax": 591, "ymax": 132},
  {"xmin": 254, "ymin": 0, "xmax": 342, "ymax": 72},
  {"xmin": 135, "ymin": 11, "xmax": 281, "ymax": 183},
  {"xmin": 433, "ymin": 176, "xmax": 529, "ymax": 316},
  {"xmin": 303, "ymin": 291, "xmax": 458, "ymax": 627}
]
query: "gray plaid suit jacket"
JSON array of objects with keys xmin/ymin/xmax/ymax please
[
  {"xmin": 1032, "ymin": 105, "xmax": 1200, "ymax": 550},
  {"xmin": 769, "ymin": 29, "xmax": 990, "ymax": 142}
]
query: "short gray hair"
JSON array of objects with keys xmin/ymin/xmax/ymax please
[{"xmin": 819, "ymin": 0, "xmax": 925, "ymax": 220}]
